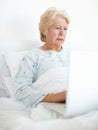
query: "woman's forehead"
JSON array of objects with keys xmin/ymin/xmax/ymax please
[{"xmin": 51, "ymin": 17, "xmax": 68, "ymax": 26}]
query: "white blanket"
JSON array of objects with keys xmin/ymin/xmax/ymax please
[
  {"xmin": 0, "ymin": 97, "xmax": 98, "ymax": 130},
  {"xmin": 0, "ymin": 67, "xmax": 98, "ymax": 130}
]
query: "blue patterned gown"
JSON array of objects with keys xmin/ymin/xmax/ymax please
[{"xmin": 13, "ymin": 47, "xmax": 69, "ymax": 107}]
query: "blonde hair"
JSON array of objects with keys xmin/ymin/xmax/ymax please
[{"xmin": 39, "ymin": 7, "xmax": 70, "ymax": 42}]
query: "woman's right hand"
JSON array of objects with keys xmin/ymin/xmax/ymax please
[{"xmin": 42, "ymin": 91, "xmax": 66, "ymax": 103}]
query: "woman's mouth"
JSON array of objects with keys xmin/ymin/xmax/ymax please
[{"xmin": 57, "ymin": 38, "xmax": 64, "ymax": 41}]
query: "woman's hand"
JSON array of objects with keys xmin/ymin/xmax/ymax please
[{"xmin": 42, "ymin": 91, "xmax": 66, "ymax": 103}]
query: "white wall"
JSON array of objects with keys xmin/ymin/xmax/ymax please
[{"xmin": 0, "ymin": 0, "xmax": 98, "ymax": 51}]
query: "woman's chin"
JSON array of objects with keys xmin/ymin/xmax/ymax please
[{"xmin": 56, "ymin": 42, "xmax": 63, "ymax": 48}]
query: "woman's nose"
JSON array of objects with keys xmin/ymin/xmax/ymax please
[{"xmin": 59, "ymin": 29, "xmax": 65, "ymax": 35}]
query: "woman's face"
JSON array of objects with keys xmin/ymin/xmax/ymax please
[{"xmin": 45, "ymin": 16, "xmax": 68, "ymax": 49}]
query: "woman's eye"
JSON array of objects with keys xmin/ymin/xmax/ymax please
[
  {"xmin": 56, "ymin": 27, "xmax": 60, "ymax": 29},
  {"xmin": 64, "ymin": 27, "xmax": 68, "ymax": 30}
]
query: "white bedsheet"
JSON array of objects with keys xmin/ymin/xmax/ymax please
[{"xmin": 0, "ymin": 97, "xmax": 98, "ymax": 130}]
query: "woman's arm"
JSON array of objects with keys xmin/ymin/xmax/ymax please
[
  {"xmin": 13, "ymin": 53, "xmax": 47, "ymax": 107},
  {"xmin": 42, "ymin": 91, "xmax": 66, "ymax": 103}
]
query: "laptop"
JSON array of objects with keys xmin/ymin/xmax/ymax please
[{"xmin": 43, "ymin": 50, "xmax": 98, "ymax": 117}]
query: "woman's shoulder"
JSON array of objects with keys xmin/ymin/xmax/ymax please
[
  {"xmin": 23, "ymin": 47, "xmax": 42, "ymax": 60},
  {"xmin": 25, "ymin": 47, "xmax": 40, "ymax": 55}
]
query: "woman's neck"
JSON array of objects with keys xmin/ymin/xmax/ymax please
[{"xmin": 40, "ymin": 44, "xmax": 62, "ymax": 52}]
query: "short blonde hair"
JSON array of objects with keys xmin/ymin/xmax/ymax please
[{"xmin": 39, "ymin": 7, "xmax": 70, "ymax": 42}]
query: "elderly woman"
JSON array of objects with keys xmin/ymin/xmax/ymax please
[{"xmin": 14, "ymin": 7, "xmax": 70, "ymax": 108}]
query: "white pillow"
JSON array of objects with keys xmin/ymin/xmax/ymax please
[
  {"xmin": 4, "ymin": 41, "xmax": 42, "ymax": 78},
  {"xmin": 3, "ymin": 50, "xmax": 33, "ymax": 97},
  {"xmin": 5, "ymin": 51, "xmax": 28, "ymax": 78}
]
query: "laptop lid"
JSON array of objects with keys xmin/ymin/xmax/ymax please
[{"xmin": 66, "ymin": 50, "xmax": 98, "ymax": 117}]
